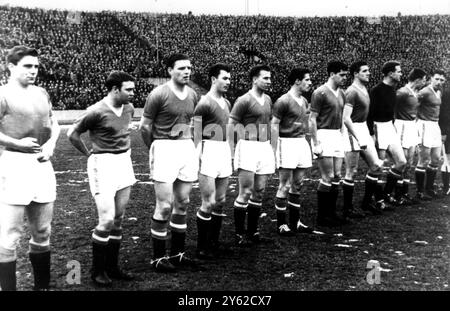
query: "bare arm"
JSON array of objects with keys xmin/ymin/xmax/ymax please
[
  {"xmin": 308, "ymin": 111, "xmax": 319, "ymax": 146},
  {"xmin": 38, "ymin": 115, "xmax": 61, "ymax": 162},
  {"xmin": 271, "ymin": 116, "xmax": 281, "ymax": 152},
  {"xmin": 67, "ymin": 126, "xmax": 91, "ymax": 157},
  {"xmin": 193, "ymin": 115, "xmax": 203, "ymax": 148},
  {"xmin": 0, "ymin": 133, "xmax": 41, "ymax": 153},
  {"xmin": 139, "ymin": 116, "xmax": 154, "ymax": 150},
  {"xmin": 343, "ymin": 105, "xmax": 358, "ymax": 139},
  {"xmin": 308, "ymin": 111, "xmax": 323, "ymax": 156}
]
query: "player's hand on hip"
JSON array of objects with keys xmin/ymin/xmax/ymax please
[
  {"xmin": 358, "ymin": 140, "xmax": 367, "ymax": 150},
  {"xmin": 312, "ymin": 142, "xmax": 323, "ymax": 157},
  {"xmin": 37, "ymin": 141, "xmax": 55, "ymax": 162},
  {"xmin": 15, "ymin": 137, "xmax": 41, "ymax": 153}
]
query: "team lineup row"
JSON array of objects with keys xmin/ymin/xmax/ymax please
[{"xmin": 0, "ymin": 46, "xmax": 448, "ymax": 290}]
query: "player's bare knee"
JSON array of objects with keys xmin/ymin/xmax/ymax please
[
  {"xmin": 32, "ymin": 226, "xmax": 51, "ymax": 244},
  {"xmin": 176, "ymin": 195, "xmax": 190, "ymax": 206},
  {"xmin": 203, "ymin": 199, "xmax": 216, "ymax": 211},
  {"xmin": 290, "ymin": 179, "xmax": 303, "ymax": 193},
  {"xmin": 239, "ymin": 187, "xmax": 253, "ymax": 201},
  {"xmin": 113, "ymin": 214, "xmax": 124, "ymax": 228},
  {"xmin": 251, "ymin": 188, "xmax": 264, "ymax": 201},
  {"xmin": 277, "ymin": 183, "xmax": 290, "ymax": 196},
  {"xmin": 156, "ymin": 205, "xmax": 172, "ymax": 219},
  {"xmin": 215, "ymin": 195, "xmax": 226, "ymax": 204}
]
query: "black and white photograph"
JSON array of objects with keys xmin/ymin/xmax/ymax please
[{"xmin": 0, "ymin": 0, "xmax": 449, "ymax": 298}]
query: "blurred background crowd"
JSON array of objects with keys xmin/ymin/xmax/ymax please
[{"xmin": 1, "ymin": 5, "xmax": 448, "ymax": 108}]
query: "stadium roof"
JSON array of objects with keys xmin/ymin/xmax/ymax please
[{"xmin": 2, "ymin": 0, "xmax": 450, "ymax": 16}]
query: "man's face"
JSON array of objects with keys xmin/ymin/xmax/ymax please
[
  {"xmin": 117, "ymin": 81, "xmax": 135, "ymax": 104},
  {"xmin": 356, "ymin": 65, "xmax": 370, "ymax": 83},
  {"xmin": 169, "ymin": 59, "xmax": 192, "ymax": 85},
  {"xmin": 332, "ymin": 70, "xmax": 348, "ymax": 87},
  {"xmin": 430, "ymin": 74, "xmax": 446, "ymax": 90},
  {"xmin": 8, "ymin": 55, "xmax": 39, "ymax": 86},
  {"xmin": 298, "ymin": 73, "xmax": 312, "ymax": 93},
  {"xmin": 415, "ymin": 76, "xmax": 427, "ymax": 90},
  {"xmin": 390, "ymin": 65, "xmax": 403, "ymax": 82},
  {"xmin": 253, "ymin": 70, "xmax": 271, "ymax": 92},
  {"xmin": 213, "ymin": 70, "xmax": 231, "ymax": 93}
]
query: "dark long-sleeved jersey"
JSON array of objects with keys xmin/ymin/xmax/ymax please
[{"xmin": 367, "ymin": 82, "xmax": 396, "ymax": 135}]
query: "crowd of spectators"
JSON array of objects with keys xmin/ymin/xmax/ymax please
[
  {"xmin": 1, "ymin": 5, "xmax": 449, "ymax": 108},
  {"xmin": 0, "ymin": 6, "xmax": 154, "ymax": 109}
]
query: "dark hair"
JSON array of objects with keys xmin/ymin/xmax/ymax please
[
  {"xmin": 327, "ymin": 61, "xmax": 348, "ymax": 75},
  {"xmin": 7, "ymin": 45, "xmax": 38, "ymax": 65},
  {"xmin": 164, "ymin": 53, "xmax": 190, "ymax": 68},
  {"xmin": 249, "ymin": 64, "xmax": 271, "ymax": 80},
  {"xmin": 407, "ymin": 68, "xmax": 427, "ymax": 82},
  {"xmin": 208, "ymin": 63, "xmax": 231, "ymax": 80},
  {"xmin": 287, "ymin": 68, "xmax": 310, "ymax": 85},
  {"xmin": 349, "ymin": 61, "xmax": 368, "ymax": 77},
  {"xmin": 105, "ymin": 71, "xmax": 135, "ymax": 91},
  {"xmin": 381, "ymin": 61, "xmax": 401, "ymax": 76},
  {"xmin": 431, "ymin": 69, "xmax": 446, "ymax": 77}
]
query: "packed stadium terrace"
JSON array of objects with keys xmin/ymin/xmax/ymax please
[{"xmin": 0, "ymin": 5, "xmax": 449, "ymax": 109}]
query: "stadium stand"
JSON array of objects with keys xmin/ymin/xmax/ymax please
[{"xmin": 0, "ymin": 5, "xmax": 449, "ymax": 108}]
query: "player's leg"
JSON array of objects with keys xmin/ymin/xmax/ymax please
[
  {"xmin": 416, "ymin": 145, "xmax": 432, "ymax": 200},
  {"xmin": 105, "ymin": 186, "xmax": 134, "ymax": 280},
  {"xmin": 210, "ymin": 177, "xmax": 229, "ymax": 250},
  {"xmin": 343, "ymin": 151, "xmax": 365, "ymax": 219},
  {"xmin": 274, "ymin": 137, "xmax": 294, "ymax": 235},
  {"xmin": 234, "ymin": 169, "xmax": 254, "ymax": 246},
  {"xmin": 248, "ymin": 173, "xmax": 270, "ymax": 242},
  {"xmin": 248, "ymin": 140, "xmax": 275, "ymax": 241},
  {"xmin": 0, "ymin": 203, "xmax": 25, "ymax": 291},
  {"xmin": 289, "ymin": 167, "xmax": 314, "ymax": 233},
  {"xmin": 275, "ymin": 168, "xmax": 294, "ymax": 236},
  {"xmin": 26, "ymin": 202, "xmax": 53, "ymax": 290},
  {"xmin": 384, "ymin": 143, "xmax": 407, "ymax": 206},
  {"xmin": 316, "ymin": 157, "xmax": 339, "ymax": 227},
  {"xmin": 332, "ymin": 156, "xmax": 348, "ymax": 222},
  {"xmin": 425, "ymin": 146, "xmax": 442, "ymax": 197},
  {"xmin": 90, "ymin": 193, "xmax": 116, "ymax": 286},
  {"xmin": 196, "ymin": 173, "xmax": 216, "ymax": 259},
  {"xmin": 170, "ymin": 179, "xmax": 197, "ymax": 267},
  {"xmin": 150, "ymin": 181, "xmax": 176, "ymax": 272},
  {"xmin": 360, "ymin": 143, "xmax": 384, "ymax": 214},
  {"xmin": 400, "ymin": 146, "xmax": 417, "ymax": 203}
]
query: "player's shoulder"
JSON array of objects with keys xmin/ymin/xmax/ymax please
[
  {"xmin": 86, "ymin": 100, "xmax": 105, "ymax": 113},
  {"xmin": 345, "ymin": 85, "xmax": 357, "ymax": 96},
  {"xmin": 197, "ymin": 94, "xmax": 213, "ymax": 106},
  {"xmin": 418, "ymin": 86, "xmax": 431, "ymax": 96},
  {"xmin": 235, "ymin": 91, "xmax": 251, "ymax": 103},
  {"xmin": 313, "ymin": 84, "xmax": 327, "ymax": 96},
  {"xmin": 277, "ymin": 92, "xmax": 291, "ymax": 102},
  {"xmin": 397, "ymin": 86, "xmax": 409, "ymax": 94},
  {"xmin": 186, "ymin": 84, "xmax": 197, "ymax": 95},
  {"xmin": 150, "ymin": 84, "xmax": 168, "ymax": 96},
  {"xmin": 370, "ymin": 82, "xmax": 383, "ymax": 92},
  {"xmin": 124, "ymin": 102, "xmax": 135, "ymax": 112},
  {"xmin": 274, "ymin": 93, "xmax": 292, "ymax": 106}
]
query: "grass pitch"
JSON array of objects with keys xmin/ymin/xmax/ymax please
[{"xmin": 13, "ymin": 128, "xmax": 450, "ymax": 291}]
